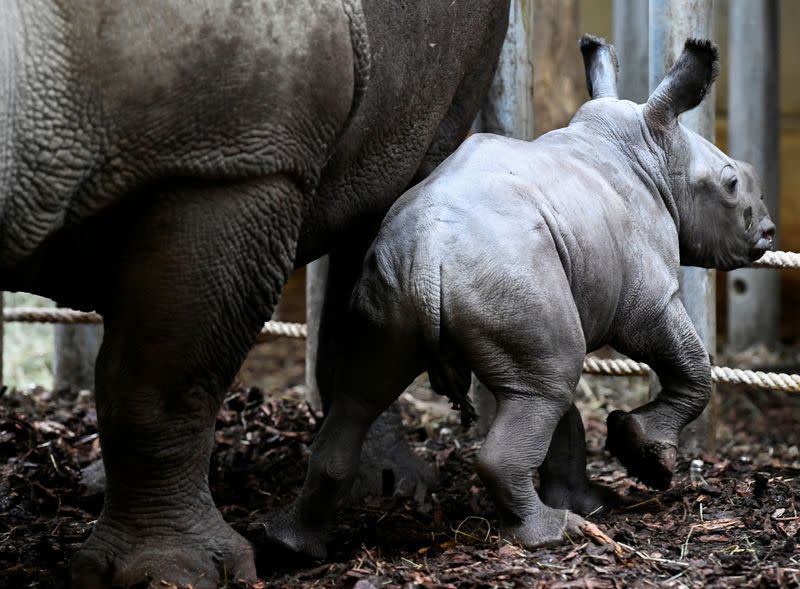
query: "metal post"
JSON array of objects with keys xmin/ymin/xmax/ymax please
[
  {"xmin": 471, "ymin": 0, "xmax": 535, "ymax": 435},
  {"xmin": 53, "ymin": 322, "xmax": 101, "ymax": 392},
  {"xmin": 613, "ymin": 0, "xmax": 649, "ymax": 103},
  {"xmin": 650, "ymin": 0, "xmax": 716, "ymax": 454},
  {"xmin": 478, "ymin": 0, "xmax": 535, "ymax": 139},
  {"xmin": 611, "ymin": 0, "xmax": 652, "ymax": 403},
  {"xmin": 304, "ymin": 256, "xmax": 328, "ymax": 412},
  {"xmin": 0, "ymin": 293, "xmax": 4, "ymax": 387},
  {"xmin": 727, "ymin": 0, "xmax": 780, "ymax": 352},
  {"xmin": 532, "ymin": 0, "xmax": 582, "ymax": 137}
]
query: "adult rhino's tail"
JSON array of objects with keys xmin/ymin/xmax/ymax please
[{"xmin": 418, "ymin": 263, "xmax": 477, "ymax": 427}]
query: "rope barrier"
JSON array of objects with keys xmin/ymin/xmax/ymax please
[
  {"xmin": 4, "ymin": 307, "xmax": 102, "ymax": 324},
  {"xmin": 257, "ymin": 320, "xmax": 308, "ymax": 340},
  {"xmin": 4, "ymin": 307, "xmax": 798, "ymax": 393},
  {"xmin": 3, "ymin": 250, "xmax": 799, "ymax": 392},
  {"xmin": 582, "ymin": 357, "xmax": 800, "ymax": 394},
  {"xmin": 2, "ymin": 307, "xmax": 307, "ymax": 340},
  {"xmin": 753, "ymin": 250, "xmax": 800, "ymax": 270},
  {"xmin": 582, "ymin": 357, "xmax": 650, "ymax": 377}
]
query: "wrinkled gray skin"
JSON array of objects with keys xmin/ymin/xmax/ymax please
[
  {"xmin": 0, "ymin": 1, "xmax": 510, "ymax": 586},
  {"xmin": 264, "ymin": 36, "xmax": 775, "ymax": 556}
]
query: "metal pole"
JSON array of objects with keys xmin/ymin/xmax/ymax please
[
  {"xmin": 649, "ymin": 0, "xmax": 716, "ymax": 454},
  {"xmin": 0, "ymin": 293, "xmax": 4, "ymax": 387},
  {"xmin": 471, "ymin": 0, "xmax": 535, "ymax": 435},
  {"xmin": 479, "ymin": 0, "xmax": 535, "ymax": 139},
  {"xmin": 304, "ymin": 256, "xmax": 328, "ymax": 412},
  {"xmin": 53, "ymin": 321, "xmax": 101, "ymax": 392},
  {"xmin": 613, "ymin": 0, "xmax": 649, "ymax": 103},
  {"xmin": 727, "ymin": 0, "xmax": 780, "ymax": 352},
  {"xmin": 611, "ymin": 0, "xmax": 652, "ymax": 404},
  {"xmin": 531, "ymin": 0, "xmax": 582, "ymax": 137}
]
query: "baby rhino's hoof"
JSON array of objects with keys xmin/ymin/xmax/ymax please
[
  {"xmin": 502, "ymin": 509, "xmax": 585, "ymax": 549},
  {"xmin": 606, "ymin": 410, "xmax": 677, "ymax": 491},
  {"xmin": 252, "ymin": 506, "xmax": 329, "ymax": 565},
  {"xmin": 541, "ymin": 479, "xmax": 623, "ymax": 516}
]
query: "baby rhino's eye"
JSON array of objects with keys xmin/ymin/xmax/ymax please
[{"xmin": 721, "ymin": 167, "xmax": 738, "ymax": 193}]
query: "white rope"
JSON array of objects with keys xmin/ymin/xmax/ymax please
[
  {"xmin": 582, "ymin": 357, "xmax": 800, "ymax": 394},
  {"xmin": 582, "ymin": 357, "xmax": 650, "ymax": 377},
  {"xmin": 753, "ymin": 250, "xmax": 800, "ymax": 270},
  {"xmin": 257, "ymin": 320, "xmax": 308, "ymax": 340},
  {"xmin": 2, "ymin": 307, "xmax": 307, "ymax": 339},
  {"xmin": 710, "ymin": 365, "xmax": 800, "ymax": 393},
  {"xmin": 3, "ymin": 307, "xmax": 102, "ymax": 324},
  {"xmin": 4, "ymin": 307, "xmax": 796, "ymax": 393}
]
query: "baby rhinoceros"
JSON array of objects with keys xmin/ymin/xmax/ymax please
[{"xmin": 265, "ymin": 36, "xmax": 774, "ymax": 556}]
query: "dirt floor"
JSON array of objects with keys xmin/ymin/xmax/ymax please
[{"xmin": 1, "ymin": 338, "xmax": 799, "ymax": 589}]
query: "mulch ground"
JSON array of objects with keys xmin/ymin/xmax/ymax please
[{"xmin": 1, "ymin": 339, "xmax": 799, "ymax": 589}]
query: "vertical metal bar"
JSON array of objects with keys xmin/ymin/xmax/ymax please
[
  {"xmin": 479, "ymin": 0, "xmax": 535, "ymax": 139},
  {"xmin": 304, "ymin": 256, "xmax": 328, "ymax": 412},
  {"xmin": 532, "ymin": 0, "xmax": 582, "ymax": 137},
  {"xmin": 649, "ymin": 0, "xmax": 716, "ymax": 453},
  {"xmin": 0, "ymin": 293, "xmax": 4, "ymax": 387},
  {"xmin": 613, "ymin": 0, "xmax": 649, "ymax": 103},
  {"xmin": 727, "ymin": 0, "xmax": 780, "ymax": 351},
  {"xmin": 53, "ymin": 321, "xmax": 101, "ymax": 392},
  {"xmin": 612, "ymin": 0, "xmax": 652, "ymax": 404},
  {"xmin": 471, "ymin": 0, "xmax": 535, "ymax": 434}
]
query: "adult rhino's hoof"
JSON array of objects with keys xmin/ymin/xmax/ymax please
[
  {"xmin": 71, "ymin": 523, "xmax": 256, "ymax": 589},
  {"xmin": 606, "ymin": 410, "xmax": 677, "ymax": 491},
  {"xmin": 501, "ymin": 508, "xmax": 585, "ymax": 549},
  {"xmin": 251, "ymin": 506, "xmax": 328, "ymax": 565}
]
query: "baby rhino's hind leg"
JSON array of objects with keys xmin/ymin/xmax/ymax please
[
  {"xmin": 539, "ymin": 405, "xmax": 622, "ymax": 515},
  {"xmin": 476, "ymin": 387, "xmax": 587, "ymax": 547},
  {"xmin": 259, "ymin": 312, "xmax": 424, "ymax": 561},
  {"xmin": 451, "ymin": 277, "xmax": 589, "ymax": 548}
]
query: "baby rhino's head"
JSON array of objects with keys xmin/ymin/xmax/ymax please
[{"xmin": 579, "ymin": 35, "xmax": 775, "ymax": 270}]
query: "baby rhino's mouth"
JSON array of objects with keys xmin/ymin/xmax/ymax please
[{"xmin": 750, "ymin": 225, "xmax": 775, "ymax": 260}]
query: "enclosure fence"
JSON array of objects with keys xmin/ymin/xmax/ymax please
[{"xmin": 4, "ymin": 250, "xmax": 800, "ymax": 393}]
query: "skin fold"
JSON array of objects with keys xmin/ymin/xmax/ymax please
[
  {"xmin": 264, "ymin": 36, "xmax": 775, "ymax": 556},
  {"xmin": 0, "ymin": 1, "xmax": 510, "ymax": 586}
]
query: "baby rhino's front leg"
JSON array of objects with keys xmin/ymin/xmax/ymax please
[{"xmin": 607, "ymin": 297, "xmax": 712, "ymax": 489}]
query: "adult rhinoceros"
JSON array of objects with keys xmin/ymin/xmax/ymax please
[{"xmin": 0, "ymin": 1, "xmax": 509, "ymax": 586}]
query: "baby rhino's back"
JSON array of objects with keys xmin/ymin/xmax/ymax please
[
  {"xmin": 351, "ymin": 134, "xmax": 587, "ymax": 405},
  {"xmin": 351, "ymin": 134, "xmax": 566, "ymax": 343}
]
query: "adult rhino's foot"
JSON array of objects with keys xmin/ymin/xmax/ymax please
[
  {"xmin": 251, "ymin": 504, "xmax": 328, "ymax": 564},
  {"xmin": 605, "ymin": 410, "xmax": 678, "ymax": 491},
  {"xmin": 540, "ymin": 478, "xmax": 623, "ymax": 516},
  {"xmin": 71, "ymin": 512, "xmax": 256, "ymax": 589},
  {"xmin": 501, "ymin": 508, "xmax": 585, "ymax": 549}
]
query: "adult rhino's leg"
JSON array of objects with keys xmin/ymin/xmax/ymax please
[
  {"xmin": 313, "ymin": 243, "xmax": 434, "ymax": 500},
  {"xmin": 608, "ymin": 298, "xmax": 712, "ymax": 490},
  {"xmin": 260, "ymin": 312, "xmax": 424, "ymax": 560},
  {"xmin": 71, "ymin": 176, "xmax": 302, "ymax": 589},
  {"xmin": 538, "ymin": 404, "xmax": 621, "ymax": 515}
]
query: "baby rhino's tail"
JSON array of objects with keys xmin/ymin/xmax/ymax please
[
  {"xmin": 418, "ymin": 264, "xmax": 477, "ymax": 427},
  {"xmin": 428, "ymin": 353, "xmax": 477, "ymax": 427}
]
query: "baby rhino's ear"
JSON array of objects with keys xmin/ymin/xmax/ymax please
[
  {"xmin": 580, "ymin": 34, "xmax": 619, "ymax": 99},
  {"xmin": 644, "ymin": 38, "xmax": 719, "ymax": 130}
]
